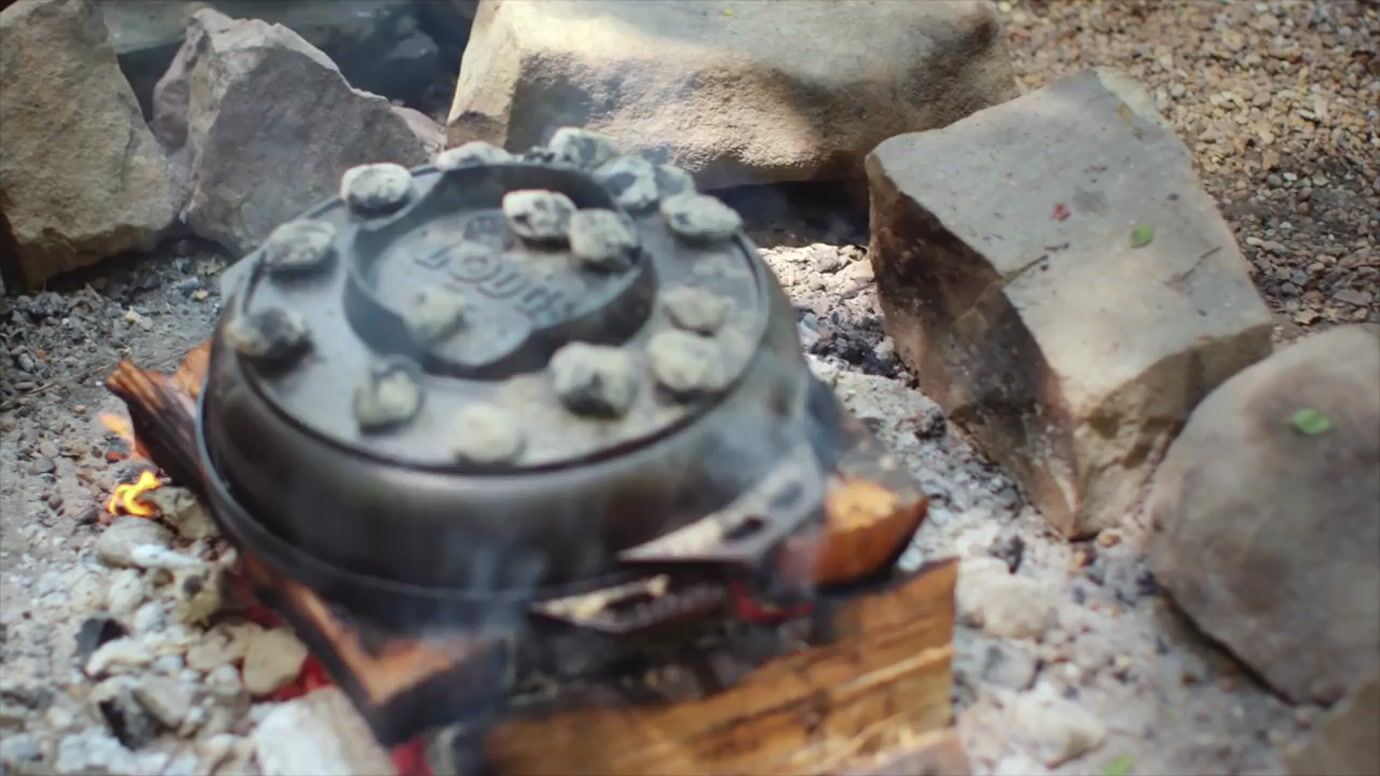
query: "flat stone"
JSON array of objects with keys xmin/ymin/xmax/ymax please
[
  {"xmin": 0, "ymin": 0, "xmax": 178, "ymax": 288},
  {"xmin": 447, "ymin": 0, "xmax": 1017, "ymax": 188},
  {"xmin": 956, "ymin": 558, "xmax": 1055, "ymax": 641},
  {"xmin": 95, "ymin": 517, "xmax": 173, "ymax": 568},
  {"xmin": 151, "ymin": 9, "xmax": 442, "ymax": 254},
  {"xmin": 1149, "ymin": 325, "xmax": 1380, "ymax": 704},
  {"xmin": 867, "ymin": 68, "xmax": 1273, "ymax": 536},
  {"xmin": 241, "ymin": 628, "xmax": 309, "ymax": 696},
  {"xmin": 251, "ymin": 688, "xmax": 394, "ymax": 776}
]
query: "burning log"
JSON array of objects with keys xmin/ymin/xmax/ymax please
[{"xmin": 103, "ymin": 342, "xmax": 210, "ymax": 500}]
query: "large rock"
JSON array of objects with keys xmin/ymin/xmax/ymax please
[
  {"xmin": 104, "ymin": 0, "xmax": 455, "ymax": 115},
  {"xmin": 153, "ymin": 9, "xmax": 444, "ymax": 255},
  {"xmin": 866, "ymin": 68, "xmax": 1272, "ymax": 536},
  {"xmin": 1287, "ymin": 677, "xmax": 1380, "ymax": 776},
  {"xmin": 0, "ymin": 0, "xmax": 178, "ymax": 288},
  {"xmin": 447, "ymin": 0, "xmax": 1017, "ymax": 189},
  {"xmin": 1148, "ymin": 325, "xmax": 1380, "ymax": 705}
]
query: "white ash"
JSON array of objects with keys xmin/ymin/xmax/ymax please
[
  {"xmin": 251, "ymin": 688, "xmax": 394, "ymax": 776},
  {"xmin": 205, "ymin": 664, "xmax": 247, "ymax": 704},
  {"xmin": 90, "ymin": 676, "xmax": 160, "ymax": 749},
  {"xmin": 133, "ymin": 676, "xmax": 195, "ymax": 731},
  {"xmin": 549, "ymin": 342, "xmax": 639, "ymax": 418},
  {"xmin": 594, "ymin": 155, "xmax": 660, "ymax": 211},
  {"xmin": 128, "ymin": 544, "xmax": 202, "ymax": 570},
  {"xmin": 660, "ymin": 193, "xmax": 742, "ymax": 243},
  {"xmin": 434, "ymin": 140, "xmax": 512, "ymax": 170},
  {"xmin": 241, "ymin": 628, "xmax": 308, "ymax": 697},
  {"xmin": 260, "ymin": 220, "xmax": 335, "ymax": 275},
  {"xmin": 450, "ymin": 403, "xmax": 524, "ymax": 465},
  {"xmin": 85, "ymin": 637, "xmax": 154, "ymax": 679},
  {"xmin": 340, "ymin": 162, "xmax": 414, "ymax": 213},
  {"xmin": 547, "ymin": 127, "xmax": 619, "ymax": 169},
  {"xmin": 1006, "ymin": 682, "xmax": 1109, "ymax": 766},
  {"xmin": 171, "ymin": 564, "xmax": 226, "ymax": 626},
  {"xmin": 96, "ymin": 517, "xmax": 173, "ymax": 569},
  {"xmin": 661, "ymin": 286, "xmax": 730, "ymax": 334},
  {"xmin": 647, "ymin": 330, "xmax": 729, "ymax": 398},
  {"xmin": 569, "ymin": 208, "xmax": 640, "ymax": 272},
  {"xmin": 137, "ymin": 487, "xmax": 216, "ymax": 541},
  {"xmin": 502, "ymin": 189, "xmax": 575, "ymax": 243}
]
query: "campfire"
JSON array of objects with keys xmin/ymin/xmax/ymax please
[{"xmin": 93, "ymin": 133, "xmax": 959, "ymax": 775}]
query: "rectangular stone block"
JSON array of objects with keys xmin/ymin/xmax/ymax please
[{"xmin": 866, "ymin": 68, "xmax": 1272, "ymax": 536}]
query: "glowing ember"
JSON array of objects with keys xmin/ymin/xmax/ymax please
[{"xmin": 105, "ymin": 470, "xmax": 162, "ymax": 517}]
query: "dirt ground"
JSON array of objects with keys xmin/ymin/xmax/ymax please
[{"xmin": 2, "ymin": 1, "xmax": 1376, "ymax": 774}]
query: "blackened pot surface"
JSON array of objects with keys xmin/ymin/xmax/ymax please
[{"xmin": 200, "ymin": 141, "xmax": 851, "ymax": 600}]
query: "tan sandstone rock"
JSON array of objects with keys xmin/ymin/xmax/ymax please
[
  {"xmin": 447, "ymin": 0, "xmax": 1018, "ymax": 189},
  {"xmin": 1149, "ymin": 325, "xmax": 1380, "ymax": 705},
  {"xmin": 867, "ymin": 68, "xmax": 1272, "ymax": 536},
  {"xmin": 152, "ymin": 9, "xmax": 444, "ymax": 255},
  {"xmin": 0, "ymin": 0, "xmax": 178, "ymax": 288},
  {"xmin": 1287, "ymin": 677, "xmax": 1380, "ymax": 776}
]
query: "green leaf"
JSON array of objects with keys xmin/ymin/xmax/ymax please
[
  {"xmin": 1290, "ymin": 407, "xmax": 1332, "ymax": 435},
  {"xmin": 1129, "ymin": 225, "xmax": 1154, "ymax": 248},
  {"xmin": 1104, "ymin": 754, "xmax": 1136, "ymax": 776}
]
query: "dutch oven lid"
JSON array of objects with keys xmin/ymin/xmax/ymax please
[{"xmin": 218, "ymin": 132, "xmax": 772, "ymax": 473}]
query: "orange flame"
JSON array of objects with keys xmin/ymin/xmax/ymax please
[{"xmin": 105, "ymin": 470, "xmax": 162, "ymax": 517}]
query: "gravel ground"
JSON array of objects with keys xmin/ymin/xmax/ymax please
[
  {"xmin": 2, "ymin": 3, "xmax": 1375, "ymax": 774},
  {"xmin": 1003, "ymin": 0, "xmax": 1379, "ymax": 341}
]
